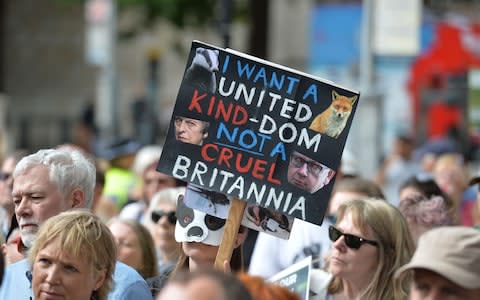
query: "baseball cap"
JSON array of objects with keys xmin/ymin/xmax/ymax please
[{"xmin": 395, "ymin": 226, "xmax": 480, "ymax": 289}]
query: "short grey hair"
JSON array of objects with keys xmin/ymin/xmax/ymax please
[
  {"xmin": 13, "ymin": 148, "xmax": 96, "ymax": 208},
  {"xmin": 131, "ymin": 145, "xmax": 163, "ymax": 177},
  {"xmin": 145, "ymin": 187, "xmax": 185, "ymax": 226}
]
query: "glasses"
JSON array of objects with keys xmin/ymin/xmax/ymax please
[
  {"xmin": 151, "ymin": 210, "xmax": 177, "ymax": 225},
  {"xmin": 0, "ymin": 172, "xmax": 11, "ymax": 181},
  {"xmin": 290, "ymin": 154, "xmax": 323, "ymax": 176},
  {"xmin": 328, "ymin": 226, "xmax": 378, "ymax": 249}
]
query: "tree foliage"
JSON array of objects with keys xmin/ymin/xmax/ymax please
[
  {"xmin": 61, "ymin": 0, "xmax": 250, "ymax": 39},
  {"xmin": 61, "ymin": 0, "xmax": 218, "ymax": 28},
  {"xmin": 118, "ymin": 0, "xmax": 217, "ymax": 28}
]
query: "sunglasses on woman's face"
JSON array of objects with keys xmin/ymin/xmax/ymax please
[
  {"xmin": 328, "ymin": 225, "xmax": 378, "ymax": 250},
  {"xmin": 151, "ymin": 210, "xmax": 177, "ymax": 225}
]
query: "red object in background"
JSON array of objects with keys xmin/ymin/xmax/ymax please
[
  {"xmin": 427, "ymin": 103, "xmax": 461, "ymax": 138},
  {"xmin": 408, "ymin": 22, "xmax": 480, "ymax": 143}
]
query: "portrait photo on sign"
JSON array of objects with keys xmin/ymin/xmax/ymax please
[
  {"xmin": 174, "ymin": 115, "xmax": 210, "ymax": 146},
  {"xmin": 183, "ymin": 184, "xmax": 230, "ymax": 219},
  {"xmin": 287, "ymin": 151, "xmax": 336, "ymax": 194},
  {"xmin": 309, "ymin": 90, "xmax": 358, "ymax": 139},
  {"xmin": 242, "ymin": 203, "xmax": 293, "ymax": 240}
]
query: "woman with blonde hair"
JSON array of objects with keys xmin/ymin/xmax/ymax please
[
  {"xmin": 325, "ymin": 198, "xmax": 414, "ymax": 300},
  {"xmin": 28, "ymin": 209, "xmax": 116, "ymax": 300}
]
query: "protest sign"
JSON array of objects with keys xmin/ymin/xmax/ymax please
[
  {"xmin": 269, "ymin": 256, "xmax": 312, "ymax": 300},
  {"xmin": 157, "ymin": 40, "xmax": 360, "ymax": 226}
]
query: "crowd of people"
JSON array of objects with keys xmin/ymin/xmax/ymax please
[{"xmin": 0, "ymin": 131, "xmax": 478, "ymax": 299}]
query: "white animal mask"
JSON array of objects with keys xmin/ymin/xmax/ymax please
[{"xmin": 175, "ymin": 194, "xmax": 226, "ymax": 246}]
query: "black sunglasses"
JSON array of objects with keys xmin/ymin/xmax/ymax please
[
  {"xmin": 328, "ymin": 226, "xmax": 378, "ymax": 249},
  {"xmin": 151, "ymin": 210, "xmax": 177, "ymax": 225}
]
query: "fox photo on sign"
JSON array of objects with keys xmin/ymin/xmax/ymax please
[{"xmin": 157, "ymin": 41, "xmax": 360, "ymax": 225}]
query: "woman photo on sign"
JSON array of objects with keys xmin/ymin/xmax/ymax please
[{"xmin": 174, "ymin": 116, "xmax": 209, "ymax": 146}]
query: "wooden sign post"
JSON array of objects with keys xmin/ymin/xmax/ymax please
[{"xmin": 214, "ymin": 198, "xmax": 247, "ymax": 270}]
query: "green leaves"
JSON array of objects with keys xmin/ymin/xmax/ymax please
[{"xmin": 118, "ymin": 0, "xmax": 217, "ymax": 28}]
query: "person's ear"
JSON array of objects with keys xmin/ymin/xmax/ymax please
[
  {"xmin": 327, "ymin": 170, "xmax": 336, "ymax": 182},
  {"xmin": 94, "ymin": 268, "xmax": 107, "ymax": 291},
  {"xmin": 234, "ymin": 227, "xmax": 248, "ymax": 248},
  {"xmin": 71, "ymin": 188, "xmax": 86, "ymax": 208},
  {"xmin": 203, "ymin": 132, "xmax": 208, "ymax": 140},
  {"xmin": 1, "ymin": 243, "xmax": 7, "ymax": 258}
]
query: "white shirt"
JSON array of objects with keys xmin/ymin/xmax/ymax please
[{"xmin": 249, "ymin": 218, "xmax": 333, "ymax": 278}]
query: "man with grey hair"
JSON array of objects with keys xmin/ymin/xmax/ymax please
[
  {"xmin": 396, "ymin": 226, "xmax": 480, "ymax": 300},
  {"xmin": 0, "ymin": 148, "xmax": 153, "ymax": 299}
]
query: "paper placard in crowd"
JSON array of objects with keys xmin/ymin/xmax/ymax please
[
  {"xmin": 269, "ymin": 255, "xmax": 312, "ymax": 300},
  {"xmin": 157, "ymin": 40, "xmax": 360, "ymax": 226}
]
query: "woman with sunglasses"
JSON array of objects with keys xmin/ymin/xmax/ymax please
[
  {"xmin": 145, "ymin": 187, "xmax": 186, "ymax": 275},
  {"xmin": 325, "ymin": 198, "xmax": 414, "ymax": 300}
]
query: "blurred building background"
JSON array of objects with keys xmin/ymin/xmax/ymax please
[{"xmin": 0, "ymin": 0, "xmax": 479, "ymax": 178}]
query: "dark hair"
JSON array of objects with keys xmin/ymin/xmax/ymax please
[
  {"xmin": 202, "ymin": 121, "xmax": 210, "ymax": 134},
  {"xmin": 172, "ymin": 226, "xmax": 247, "ymax": 276},
  {"xmin": 399, "ymin": 174, "xmax": 456, "ymax": 228},
  {"xmin": 397, "ymin": 135, "xmax": 413, "ymax": 144},
  {"xmin": 399, "ymin": 175, "xmax": 446, "ymax": 199},
  {"xmin": 169, "ymin": 268, "xmax": 254, "ymax": 300},
  {"xmin": 5, "ymin": 215, "xmax": 18, "ymax": 242},
  {"xmin": 399, "ymin": 175, "xmax": 454, "ymax": 211},
  {"xmin": 96, "ymin": 169, "xmax": 105, "ymax": 186}
]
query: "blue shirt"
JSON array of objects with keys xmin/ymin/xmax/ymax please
[{"xmin": 0, "ymin": 259, "xmax": 152, "ymax": 300}]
